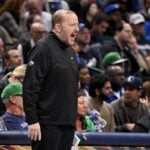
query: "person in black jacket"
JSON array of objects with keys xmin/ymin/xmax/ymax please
[{"xmin": 23, "ymin": 9, "xmax": 79, "ymax": 150}]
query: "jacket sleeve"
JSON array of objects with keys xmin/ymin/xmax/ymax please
[{"xmin": 23, "ymin": 42, "xmax": 50, "ymax": 125}]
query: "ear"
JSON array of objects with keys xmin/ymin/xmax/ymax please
[
  {"xmin": 55, "ymin": 24, "xmax": 61, "ymax": 33},
  {"xmin": 9, "ymin": 96, "xmax": 16, "ymax": 104},
  {"xmin": 95, "ymin": 88, "xmax": 100, "ymax": 96}
]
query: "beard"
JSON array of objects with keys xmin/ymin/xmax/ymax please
[{"xmin": 99, "ymin": 92, "xmax": 109, "ymax": 101}]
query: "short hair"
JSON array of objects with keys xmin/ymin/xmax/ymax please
[
  {"xmin": 52, "ymin": 9, "xmax": 75, "ymax": 29},
  {"xmin": 115, "ymin": 20, "xmax": 123, "ymax": 32},
  {"xmin": 89, "ymin": 73, "xmax": 110, "ymax": 98},
  {"xmin": 2, "ymin": 98, "xmax": 9, "ymax": 107},
  {"xmin": 92, "ymin": 14, "xmax": 109, "ymax": 25}
]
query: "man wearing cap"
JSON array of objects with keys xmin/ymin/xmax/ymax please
[
  {"xmin": 1, "ymin": 82, "xmax": 28, "ymax": 130},
  {"xmin": 76, "ymin": 23, "xmax": 102, "ymax": 68},
  {"xmin": 102, "ymin": 52, "xmax": 127, "ymax": 68},
  {"xmin": 104, "ymin": 3, "xmax": 122, "ymax": 36},
  {"xmin": 129, "ymin": 13, "xmax": 150, "ymax": 52},
  {"xmin": 0, "ymin": 64, "xmax": 26, "ymax": 115},
  {"xmin": 111, "ymin": 76, "xmax": 149, "ymax": 132}
]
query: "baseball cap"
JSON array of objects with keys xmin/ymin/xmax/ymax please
[
  {"xmin": 124, "ymin": 76, "xmax": 143, "ymax": 89},
  {"xmin": 103, "ymin": 52, "xmax": 127, "ymax": 67},
  {"xmin": 12, "ymin": 64, "xmax": 26, "ymax": 77},
  {"xmin": 129, "ymin": 13, "xmax": 145, "ymax": 25},
  {"xmin": 78, "ymin": 23, "xmax": 90, "ymax": 31},
  {"xmin": 1, "ymin": 82, "xmax": 22, "ymax": 100},
  {"xmin": 104, "ymin": 3, "xmax": 120, "ymax": 14}
]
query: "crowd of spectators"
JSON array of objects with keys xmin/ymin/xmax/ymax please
[{"xmin": 0, "ymin": 0, "xmax": 150, "ymax": 145}]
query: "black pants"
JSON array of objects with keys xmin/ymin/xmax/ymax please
[{"xmin": 31, "ymin": 125, "xmax": 75, "ymax": 150}]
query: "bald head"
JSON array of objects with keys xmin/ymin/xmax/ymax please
[
  {"xmin": 30, "ymin": 22, "xmax": 46, "ymax": 41},
  {"xmin": 52, "ymin": 9, "xmax": 77, "ymax": 29},
  {"xmin": 106, "ymin": 65, "xmax": 124, "ymax": 75}
]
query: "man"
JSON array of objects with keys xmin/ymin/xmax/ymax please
[
  {"xmin": 18, "ymin": 22, "xmax": 46, "ymax": 63},
  {"xmin": 129, "ymin": 13, "xmax": 150, "ymax": 53},
  {"xmin": 3, "ymin": 49, "xmax": 22, "ymax": 74},
  {"xmin": 0, "ymin": 64, "xmax": 26, "ymax": 115},
  {"xmin": 111, "ymin": 76, "xmax": 149, "ymax": 132},
  {"xmin": 105, "ymin": 65, "xmax": 125, "ymax": 103},
  {"xmin": 1, "ymin": 82, "xmax": 27, "ymax": 130},
  {"xmin": 23, "ymin": 9, "xmax": 79, "ymax": 150},
  {"xmin": 88, "ymin": 73, "xmax": 115, "ymax": 132}
]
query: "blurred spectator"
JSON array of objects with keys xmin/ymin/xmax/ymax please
[
  {"xmin": 127, "ymin": 34, "xmax": 150, "ymax": 79},
  {"xmin": 1, "ymin": 82, "xmax": 27, "ymax": 130},
  {"xmin": 100, "ymin": 21, "xmax": 140, "ymax": 75},
  {"xmin": 104, "ymin": 2, "xmax": 122, "ymax": 36},
  {"xmin": 0, "ymin": 12, "xmax": 21, "ymax": 40},
  {"xmin": 24, "ymin": 0, "xmax": 52, "ymax": 32},
  {"xmin": 129, "ymin": 13, "xmax": 150, "ymax": 53},
  {"xmin": 0, "ymin": 0, "xmax": 25, "ymax": 24},
  {"xmin": 105, "ymin": 65, "xmax": 125, "ymax": 103},
  {"xmin": 18, "ymin": 22, "xmax": 46, "ymax": 63},
  {"xmin": 79, "ymin": 2, "xmax": 99, "ymax": 27},
  {"xmin": 78, "ymin": 64, "xmax": 91, "ymax": 98},
  {"xmin": 76, "ymin": 91, "xmax": 106, "ymax": 132},
  {"xmin": 90, "ymin": 13, "xmax": 110, "ymax": 45},
  {"xmin": 111, "ymin": 76, "xmax": 149, "ymax": 132},
  {"xmin": 76, "ymin": 23, "xmax": 102, "ymax": 68},
  {"xmin": 2, "ymin": 49, "xmax": 22, "ymax": 74},
  {"xmin": 88, "ymin": 73, "xmax": 116, "ymax": 132},
  {"xmin": 0, "ymin": 64, "xmax": 26, "ymax": 116}
]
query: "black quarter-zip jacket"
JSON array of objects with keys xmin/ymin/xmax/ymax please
[{"xmin": 23, "ymin": 32, "xmax": 78, "ymax": 127}]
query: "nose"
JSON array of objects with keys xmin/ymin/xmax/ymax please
[{"xmin": 76, "ymin": 25, "xmax": 79, "ymax": 32}]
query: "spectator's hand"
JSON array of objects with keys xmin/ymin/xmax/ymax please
[
  {"xmin": 124, "ymin": 123, "xmax": 135, "ymax": 131},
  {"xmin": 140, "ymin": 96, "xmax": 149, "ymax": 108},
  {"xmin": 28, "ymin": 122, "xmax": 41, "ymax": 141}
]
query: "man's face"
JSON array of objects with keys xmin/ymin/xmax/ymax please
[
  {"xmin": 59, "ymin": 13, "xmax": 79, "ymax": 46},
  {"xmin": 31, "ymin": 24, "xmax": 46, "ymax": 42},
  {"xmin": 96, "ymin": 21, "xmax": 109, "ymax": 34},
  {"xmin": 77, "ymin": 28, "xmax": 91, "ymax": 45},
  {"xmin": 77, "ymin": 96, "xmax": 88, "ymax": 116},
  {"xmin": 110, "ymin": 66, "xmax": 125, "ymax": 86},
  {"xmin": 120, "ymin": 23, "xmax": 133, "ymax": 43},
  {"xmin": 133, "ymin": 23, "xmax": 145, "ymax": 35},
  {"xmin": 8, "ymin": 50, "xmax": 22, "ymax": 66},
  {"xmin": 124, "ymin": 86, "xmax": 141, "ymax": 105},
  {"xmin": 100, "ymin": 81, "xmax": 112, "ymax": 99}
]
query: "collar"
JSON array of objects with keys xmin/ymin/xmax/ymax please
[{"xmin": 50, "ymin": 31, "xmax": 70, "ymax": 50}]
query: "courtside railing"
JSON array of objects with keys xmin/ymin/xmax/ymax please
[{"xmin": 0, "ymin": 131, "xmax": 150, "ymax": 147}]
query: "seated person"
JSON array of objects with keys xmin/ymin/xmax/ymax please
[
  {"xmin": 76, "ymin": 91, "xmax": 106, "ymax": 132},
  {"xmin": 1, "ymin": 82, "xmax": 28, "ymax": 130}
]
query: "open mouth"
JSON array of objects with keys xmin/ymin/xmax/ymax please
[{"xmin": 71, "ymin": 33, "xmax": 77, "ymax": 38}]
